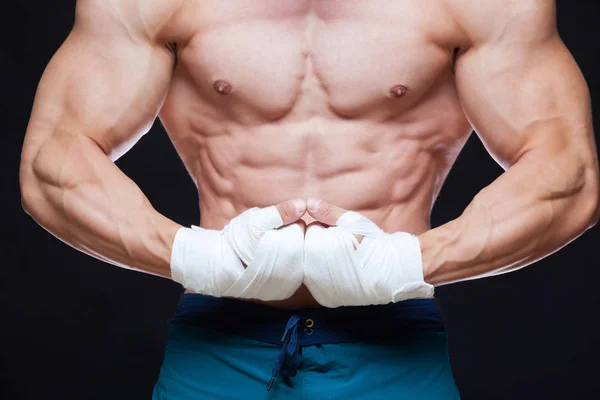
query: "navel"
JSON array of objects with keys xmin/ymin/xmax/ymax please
[
  {"xmin": 389, "ymin": 84, "xmax": 408, "ymax": 98},
  {"xmin": 213, "ymin": 79, "xmax": 233, "ymax": 95}
]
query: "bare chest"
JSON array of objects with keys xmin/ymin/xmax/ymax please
[{"xmin": 163, "ymin": 0, "xmax": 461, "ymax": 122}]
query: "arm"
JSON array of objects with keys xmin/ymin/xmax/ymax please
[
  {"xmin": 420, "ymin": 0, "xmax": 599, "ymax": 285},
  {"xmin": 19, "ymin": 0, "xmax": 181, "ymax": 278}
]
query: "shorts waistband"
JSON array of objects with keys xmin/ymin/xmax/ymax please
[{"xmin": 170, "ymin": 294, "xmax": 445, "ymax": 346}]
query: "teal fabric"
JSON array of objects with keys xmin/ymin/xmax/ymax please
[{"xmin": 152, "ymin": 323, "xmax": 460, "ymax": 399}]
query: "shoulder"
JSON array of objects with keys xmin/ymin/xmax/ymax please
[
  {"xmin": 73, "ymin": 0, "xmax": 185, "ymax": 43},
  {"xmin": 443, "ymin": 0, "xmax": 557, "ymax": 49}
]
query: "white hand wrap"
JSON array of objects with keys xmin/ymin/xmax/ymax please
[
  {"xmin": 304, "ymin": 211, "xmax": 435, "ymax": 308},
  {"xmin": 170, "ymin": 206, "xmax": 304, "ymax": 301}
]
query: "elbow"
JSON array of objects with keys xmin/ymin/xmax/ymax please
[
  {"xmin": 21, "ymin": 189, "xmax": 32, "ymax": 217},
  {"xmin": 579, "ymin": 168, "xmax": 600, "ymax": 231},
  {"xmin": 20, "ymin": 139, "xmax": 42, "ymax": 218},
  {"xmin": 20, "ymin": 172, "xmax": 40, "ymax": 219},
  {"xmin": 20, "ymin": 176, "xmax": 65, "ymax": 239},
  {"xmin": 19, "ymin": 152, "xmax": 45, "ymax": 220},
  {"xmin": 588, "ymin": 184, "xmax": 600, "ymax": 229},
  {"xmin": 556, "ymin": 151, "xmax": 600, "ymax": 231},
  {"xmin": 20, "ymin": 174, "xmax": 55, "ymax": 229},
  {"xmin": 591, "ymin": 209, "xmax": 600, "ymax": 230},
  {"xmin": 551, "ymin": 162, "xmax": 599, "ymax": 236}
]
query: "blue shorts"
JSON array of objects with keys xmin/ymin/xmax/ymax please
[{"xmin": 152, "ymin": 294, "xmax": 460, "ymax": 399}]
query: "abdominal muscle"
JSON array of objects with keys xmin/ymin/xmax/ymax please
[
  {"xmin": 159, "ymin": 17, "xmax": 472, "ymax": 308},
  {"xmin": 139, "ymin": 0, "xmax": 476, "ymax": 309},
  {"xmin": 169, "ymin": 111, "xmax": 467, "ymax": 308}
]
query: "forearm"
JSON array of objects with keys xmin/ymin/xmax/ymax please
[
  {"xmin": 420, "ymin": 150, "xmax": 599, "ymax": 286},
  {"xmin": 20, "ymin": 130, "xmax": 181, "ymax": 278}
]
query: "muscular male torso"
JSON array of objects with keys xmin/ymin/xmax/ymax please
[
  {"xmin": 21, "ymin": 0, "xmax": 597, "ymax": 311},
  {"xmin": 148, "ymin": 0, "xmax": 473, "ymax": 308}
]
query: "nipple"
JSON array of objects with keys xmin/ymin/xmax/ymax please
[
  {"xmin": 389, "ymin": 84, "xmax": 408, "ymax": 98},
  {"xmin": 213, "ymin": 79, "xmax": 233, "ymax": 95}
]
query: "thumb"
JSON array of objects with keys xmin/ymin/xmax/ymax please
[
  {"xmin": 273, "ymin": 199, "xmax": 307, "ymax": 226},
  {"xmin": 306, "ymin": 198, "xmax": 348, "ymax": 226}
]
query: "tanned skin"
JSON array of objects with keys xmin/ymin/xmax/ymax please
[{"xmin": 20, "ymin": 0, "xmax": 599, "ymax": 308}]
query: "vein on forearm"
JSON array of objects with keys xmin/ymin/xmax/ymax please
[{"xmin": 422, "ymin": 148, "xmax": 594, "ymax": 285}]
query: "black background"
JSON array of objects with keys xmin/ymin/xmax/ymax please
[{"xmin": 2, "ymin": 2, "xmax": 599, "ymax": 399}]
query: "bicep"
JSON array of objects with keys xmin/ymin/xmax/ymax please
[
  {"xmin": 23, "ymin": 7, "xmax": 173, "ymax": 163},
  {"xmin": 454, "ymin": 9, "xmax": 595, "ymax": 171}
]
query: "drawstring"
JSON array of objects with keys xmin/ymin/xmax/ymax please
[{"xmin": 267, "ymin": 315, "xmax": 303, "ymax": 391}]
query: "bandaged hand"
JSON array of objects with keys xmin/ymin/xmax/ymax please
[
  {"xmin": 170, "ymin": 200, "xmax": 306, "ymax": 301},
  {"xmin": 304, "ymin": 199, "xmax": 435, "ymax": 308}
]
